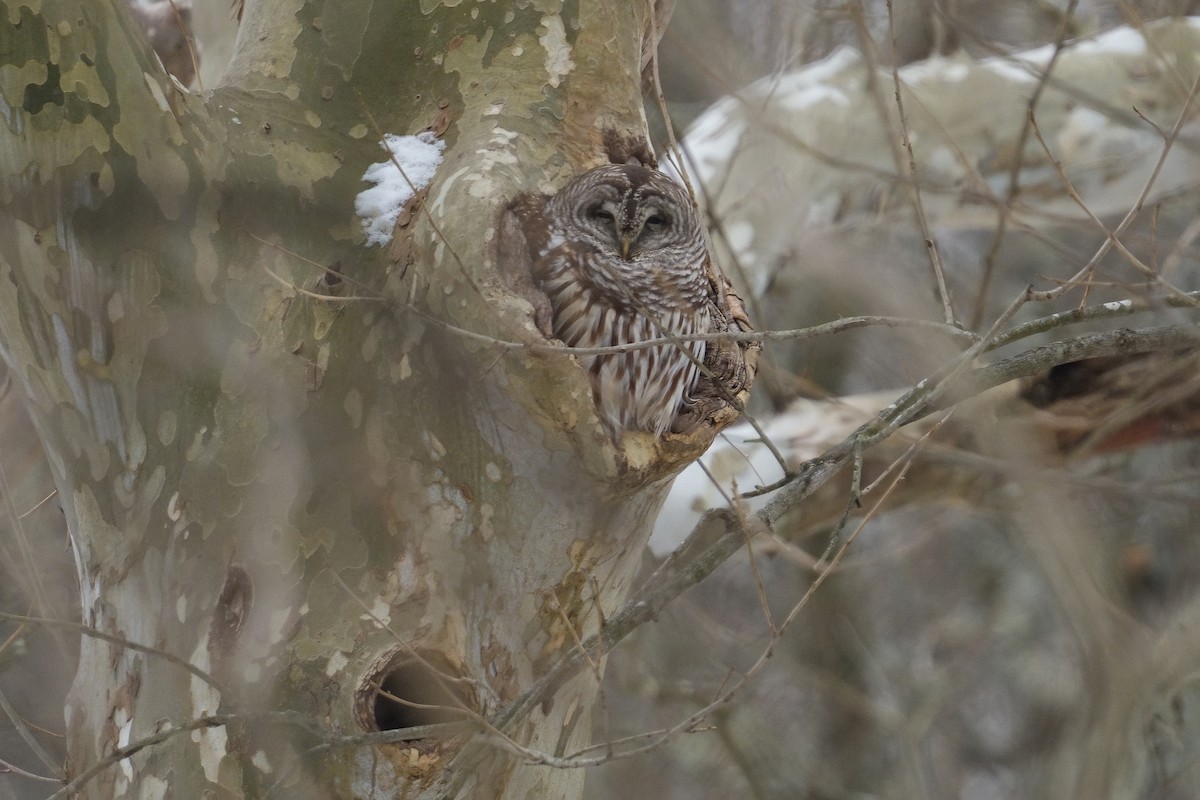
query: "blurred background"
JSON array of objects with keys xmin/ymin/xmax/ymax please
[
  {"xmin": 4, "ymin": 2, "xmax": 1200, "ymax": 798},
  {"xmin": 603, "ymin": 2, "xmax": 1200, "ymax": 799}
]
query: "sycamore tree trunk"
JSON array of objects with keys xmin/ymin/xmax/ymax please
[{"xmin": 0, "ymin": 2, "xmax": 720, "ymax": 797}]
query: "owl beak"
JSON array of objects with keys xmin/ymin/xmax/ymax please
[{"xmin": 620, "ymin": 234, "xmax": 634, "ymax": 260}]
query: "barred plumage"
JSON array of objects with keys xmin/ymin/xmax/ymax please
[{"xmin": 531, "ymin": 164, "xmax": 714, "ymax": 436}]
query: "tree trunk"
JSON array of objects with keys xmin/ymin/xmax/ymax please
[{"xmin": 0, "ymin": 2, "xmax": 721, "ymax": 797}]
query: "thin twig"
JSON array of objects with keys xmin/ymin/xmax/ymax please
[
  {"xmin": 44, "ymin": 717, "xmax": 217, "ymax": 799},
  {"xmin": 18, "ymin": 488, "xmax": 57, "ymax": 519},
  {"xmin": 987, "ymin": 290, "xmax": 1200, "ymax": 351},
  {"xmin": 165, "ymin": 0, "xmax": 203, "ymax": 91},
  {"xmin": 644, "ymin": 0, "xmax": 694, "ymax": 199},
  {"xmin": 884, "ymin": 0, "xmax": 957, "ymax": 327},
  {"xmin": 971, "ymin": 0, "xmax": 1080, "ymax": 327},
  {"xmin": 0, "ymin": 611, "xmax": 223, "ymax": 691},
  {"xmin": 0, "ymin": 755, "xmax": 59, "ymax": 783},
  {"xmin": 0, "ymin": 686, "xmax": 62, "ymax": 778},
  {"xmin": 857, "ymin": 288, "xmax": 1028, "ymax": 448},
  {"xmin": 1028, "ymin": 68, "xmax": 1200, "ymax": 302},
  {"xmin": 1027, "ymin": 108, "xmax": 1198, "ymax": 307},
  {"xmin": 0, "ymin": 438, "xmax": 56, "ymax": 622}
]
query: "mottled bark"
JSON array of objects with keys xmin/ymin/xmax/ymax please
[{"xmin": 0, "ymin": 1, "xmax": 736, "ymax": 798}]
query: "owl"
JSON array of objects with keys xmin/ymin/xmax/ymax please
[{"xmin": 531, "ymin": 164, "xmax": 714, "ymax": 436}]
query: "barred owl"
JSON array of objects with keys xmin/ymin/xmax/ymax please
[{"xmin": 531, "ymin": 164, "xmax": 714, "ymax": 436}]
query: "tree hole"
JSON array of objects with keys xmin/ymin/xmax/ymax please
[{"xmin": 363, "ymin": 652, "xmax": 475, "ymax": 736}]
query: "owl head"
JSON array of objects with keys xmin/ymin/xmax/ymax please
[{"xmin": 548, "ymin": 164, "xmax": 701, "ymax": 263}]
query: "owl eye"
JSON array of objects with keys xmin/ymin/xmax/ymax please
[
  {"xmin": 590, "ymin": 206, "xmax": 615, "ymax": 223},
  {"xmin": 644, "ymin": 213, "xmax": 669, "ymax": 231}
]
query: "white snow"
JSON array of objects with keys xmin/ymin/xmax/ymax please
[
  {"xmin": 783, "ymin": 45, "xmax": 860, "ymax": 85},
  {"xmin": 781, "ymin": 84, "xmax": 850, "ymax": 113},
  {"xmin": 651, "ymin": 392, "xmax": 896, "ymax": 555},
  {"xmin": 982, "ymin": 43, "xmax": 1054, "ymax": 84},
  {"xmin": 650, "ymin": 421, "xmax": 785, "ymax": 555},
  {"xmin": 356, "ymin": 131, "xmax": 446, "ymax": 246},
  {"xmin": 984, "ymin": 23, "xmax": 1148, "ymax": 83},
  {"xmin": 683, "ymin": 47, "xmax": 860, "ymax": 184},
  {"xmin": 1057, "ymin": 105, "xmax": 1143, "ymax": 163},
  {"xmin": 901, "ymin": 57, "xmax": 970, "ymax": 85},
  {"xmin": 681, "ymin": 97, "xmax": 746, "ymax": 181},
  {"xmin": 1072, "ymin": 25, "xmax": 1147, "ymax": 57}
]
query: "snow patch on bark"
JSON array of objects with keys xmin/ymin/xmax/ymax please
[{"xmin": 356, "ymin": 132, "xmax": 446, "ymax": 246}]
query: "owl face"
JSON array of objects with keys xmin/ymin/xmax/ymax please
[
  {"xmin": 551, "ymin": 164, "xmax": 700, "ymax": 264},
  {"xmin": 578, "ymin": 185, "xmax": 678, "ymax": 260}
]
